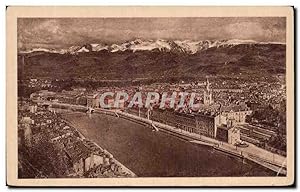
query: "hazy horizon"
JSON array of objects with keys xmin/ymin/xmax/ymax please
[{"xmin": 18, "ymin": 17, "xmax": 286, "ymax": 50}]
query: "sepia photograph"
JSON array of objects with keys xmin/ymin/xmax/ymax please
[{"xmin": 6, "ymin": 6, "xmax": 294, "ymax": 186}]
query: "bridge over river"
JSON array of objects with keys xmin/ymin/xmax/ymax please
[{"xmin": 40, "ymin": 101, "xmax": 285, "ymax": 177}]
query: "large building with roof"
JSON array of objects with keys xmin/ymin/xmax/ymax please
[{"xmin": 147, "ymin": 80, "xmax": 252, "ymax": 141}]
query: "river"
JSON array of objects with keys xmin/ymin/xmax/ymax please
[{"xmin": 62, "ymin": 112, "xmax": 276, "ymax": 177}]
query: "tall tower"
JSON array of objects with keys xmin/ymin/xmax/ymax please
[{"xmin": 204, "ymin": 79, "xmax": 213, "ymax": 105}]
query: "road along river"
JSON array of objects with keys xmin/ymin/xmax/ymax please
[{"xmin": 62, "ymin": 112, "xmax": 276, "ymax": 177}]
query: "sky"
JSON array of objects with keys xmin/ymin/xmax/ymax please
[{"xmin": 17, "ymin": 17, "xmax": 286, "ymax": 49}]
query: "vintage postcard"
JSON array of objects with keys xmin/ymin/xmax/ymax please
[{"xmin": 6, "ymin": 6, "xmax": 294, "ymax": 187}]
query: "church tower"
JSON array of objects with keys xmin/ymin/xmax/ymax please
[{"xmin": 204, "ymin": 79, "xmax": 213, "ymax": 105}]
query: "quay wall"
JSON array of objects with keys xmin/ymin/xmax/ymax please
[
  {"xmin": 42, "ymin": 101, "xmax": 286, "ymax": 176},
  {"xmin": 95, "ymin": 108, "xmax": 287, "ymax": 175}
]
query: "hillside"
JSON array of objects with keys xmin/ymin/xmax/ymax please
[{"xmin": 18, "ymin": 43, "xmax": 286, "ymax": 82}]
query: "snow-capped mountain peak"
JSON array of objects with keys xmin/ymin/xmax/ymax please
[
  {"xmin": 77, "ymin": 47, "xmax": 89, "ymax": 53},
  {"xmin": 19, "ymin": 39, "xmax": 285, "ymax": 55}
]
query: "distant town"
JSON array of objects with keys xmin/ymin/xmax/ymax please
[{"xmin": 18, "ymin": 74, "xmax": 287, "ymax": 177}]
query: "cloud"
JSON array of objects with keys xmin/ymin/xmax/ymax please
[
  {"xmin": 225, "ymin": 21, "xmax": 285, "ymax": 42},
  {"xmin": 33, "ymin": 19, "xmax": 61, "ymax": 34},
  {"xmin": 225, "ymin": 22, "xmax": 264, "ymax": 39},
  {"xmin": 18, "ymin": 17, "xmax": 286, "ymax": 49}
]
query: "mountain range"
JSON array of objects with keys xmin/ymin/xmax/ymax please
[
  {"xmin": 19, "ymin": 39, "xmax": 284, "ymax": 55},
  {"xmin": 18, "ymin": 39, "xmax": 286, "ymax": 82}
]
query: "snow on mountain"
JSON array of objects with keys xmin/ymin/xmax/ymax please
[
  {"xmin": 130, "ymin": 41, "xmax": 157, "ymax": 51},
  {"xmin": 110, "ymin": 44, "xmax": 127, "ymax": 52},
  {"xmin": 174, "ymin": 40, "xmax": 201, "ymax": 54},
  {"xmin": 77, "ymin": 46, "xmax": 90, "ymax": 53},
  {"xmin": 19, "ymin": 48, "xmax": 52, "ymax": 54},
  {"xmin": 67, "ymin": 45, "xmax": 81, "ymax": 54},
  {"xmin": 154, "ymin": 39, "xmax": 172, "ymax": 51},
  {"xmin": 91, "ymin": 43, "xmax": 109, "ymax": 51},
  {"xmin": 206, "ymin": 39, "xmax": 258, "ymax": 48},
  {"xmin": 19, "ymin": 39, "xmax": 285, "ymax": 55},
  {"xmin": 129, "ymin": 39, "xmax": 171, "ymax": 52},
  {"xmin": 223, "ymin": 39, "xmax": 257, "ymax": 45},
  {"xmin": 19, "ymin": 47, "xmax": 68, "ymax": 54}
]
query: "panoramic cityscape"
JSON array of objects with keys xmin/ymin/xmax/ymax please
[{"xmin": 17, "ymin": 17, "xmax": 287, "ymax": 178}]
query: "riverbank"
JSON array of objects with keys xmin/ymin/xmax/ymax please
[
  {"xmin": 94, "ymin": 108, "xmax": 287, "ymax": 176},
  {"xmin": 62, "ymin": 118, "xmax": 137, "ymax": 177},
  {"xmin": 63, "ymin": 112, "xmax": 276, "ymax": 177},
  {"xmin": 38, "ymin": 101, "xmax": 280, "ymax": 176}
]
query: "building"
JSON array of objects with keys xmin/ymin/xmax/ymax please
[
  {"xmin": 200, "ymin": 80, "xmax": 252, "ymax": 125},
  {"xmin": 195, "ymin": 112, "xmax": 218, "ymax": 138},
  {"xmin": 219, "ymin": 102, "xmax": 252, "ymax": 124},
  {"xmin": 203, "ymin": 79, "xmax": 213, "ymax": 105},
  {"xmin": 216, "ymin": 120, "xmax": 241, "ymax": 145},
  {"xmin": 20, "ymin": 117, "xmax": 34, "ymax": 147},
  {"xmin": 151, "ymin": 108, "xmax": 219, "ymax": 138},
  {"xmin": 64, "ymin": 139, "xmax": 105, "ymax": 176},
  {"xmin": 76, "ymin": 96, "xmax": 87, "ymax": 106},
  {"xmin": 86, "ymin": 93, "xmax": 100, "ymax": 108},
  {"xmin": 143, "ymin": 79, "xmax": 252, "ymax": 139},
  {"xmin": 29, "ymin": 105, "xmax": 38, "ymax": 113},
  {"xmin": 30, "ymin": 90, "xmax": 56, "ymax": 101},
  {"xmin": 172, "ymin": 112, "xmax": 198, "ymax": 133}
]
